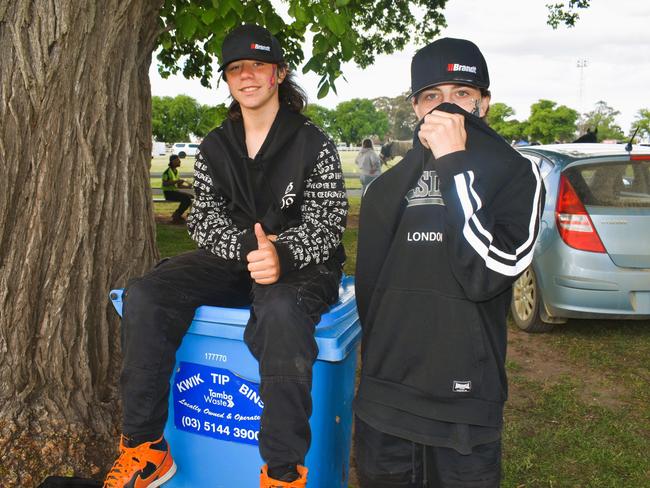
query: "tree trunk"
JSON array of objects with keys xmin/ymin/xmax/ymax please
[{"xmin": 0, "ymin": 1, "xmax": 162, "ymax": 485}]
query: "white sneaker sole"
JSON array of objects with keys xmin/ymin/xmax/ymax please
[{"xmin": 150, "ymin": 461, "xmax": 177, "ymax": 487}]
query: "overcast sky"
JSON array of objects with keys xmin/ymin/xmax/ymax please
[{"xmin": 149, "ymin": 0, "xmax": 650, "ymax": 135}]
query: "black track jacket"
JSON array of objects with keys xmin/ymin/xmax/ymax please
[
  {"xmin": 187, "ymin": 106, "xmax": 347, "ymax": 274},
  {"xmin": 354, "ymin": 103, "xmax": 544, "ymax": 431}
]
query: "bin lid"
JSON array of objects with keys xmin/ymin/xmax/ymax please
[{"xmin": 109, "ymin": 276, "xmax": 360, "ymax": 362}]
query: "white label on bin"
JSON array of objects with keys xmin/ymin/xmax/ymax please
[
  {"xmin": 204, "ymin": 352, "xmax": 228, "ymax": 362},
  {"xmin": 173, "ymin": 361, "xmax": 262, "ymax": 446}
]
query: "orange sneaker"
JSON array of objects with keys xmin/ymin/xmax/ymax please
[
  {"xmin": 103, "ymin": 435, "xmax": 176, "ymax": 488},
  {"xmin": 260, "ymin": 464, "xmax": 308, "ymax": 488}
]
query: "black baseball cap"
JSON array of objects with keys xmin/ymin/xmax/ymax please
[
  {"xmin": 219, "ymin": 24, "xmax": 284, "ymax": 72},
  {"xmin": 408, "ymin": 37, "xmax": 490, "ymax": 99}
]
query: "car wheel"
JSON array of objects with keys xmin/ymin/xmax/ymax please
[{"xmin": 511, "ymin": 267, "xmax": 554, "ymax": 333}]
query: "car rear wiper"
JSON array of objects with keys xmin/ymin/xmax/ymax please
[{"xmin": 625, "ymin": 126, "xmax": 640, "ymax": 153}]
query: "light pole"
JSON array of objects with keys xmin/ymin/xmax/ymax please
[{"xmin": 577, "ymin": 58, "xmax": 588, "ymax": 115}]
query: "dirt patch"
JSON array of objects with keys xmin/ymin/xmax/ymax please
[{"xmin": 507, "ymin": 325, "xmax": 628, "ymax": 410}]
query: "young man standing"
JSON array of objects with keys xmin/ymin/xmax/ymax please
[
  {"xmin": 354, "ymin": 38, "xmax": 544, "ymax": 487},
  {"xmin": 104, "ymin": 24, "xmax": 347, "ymax": 488}
]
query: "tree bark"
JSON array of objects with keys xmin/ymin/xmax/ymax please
[{"xmin": 0, "ymin": 1, "xmax": 162, "ymax": 485}]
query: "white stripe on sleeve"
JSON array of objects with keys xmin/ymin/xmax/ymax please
[{"xmin": 453, "ymin": 161, "xmax": 542, "ymax": 276}]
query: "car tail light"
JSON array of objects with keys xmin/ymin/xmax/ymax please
[
  {"xmin": 555, "ymin": 174, "xmax": 606, "ymax": 253},
  {"xmin": 631, "ymin": 154, "xmax": 650, "ymax": 161}
]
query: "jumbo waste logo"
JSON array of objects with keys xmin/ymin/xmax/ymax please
[
  {"xmin": 173, "ymin": 362, "xmax": 263, "ymax": 446},
  {"xmin": 447, "ymin": 63, "xmax": 477, "ymax": 74},
  {"xmin": 250, "ymin": 43, "xmax": 271, "ymax": 52}
]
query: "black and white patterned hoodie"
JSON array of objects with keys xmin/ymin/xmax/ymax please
[{"xmin": 187, "ymin": 105, "xmax": 347, "ymax": 274}]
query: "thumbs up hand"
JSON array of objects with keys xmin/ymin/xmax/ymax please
[{"xmin": 246, "ymin": 223, "xmax": 280, "ymax": 285}]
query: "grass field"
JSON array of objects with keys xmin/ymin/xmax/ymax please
[
  {"xmin": 150, "ymin": 150, "xmax": 362, "ymax": 175},
  {"xmin": 154, "ymin": 199, "xmax": 650, "ymax": 487},
  {"xmin": 503, "ymin": 320, "xmax": 650, "ymax": 487},
  {"xmin": 150, "ymin": 151, "xmax": 365, "ymax": 192}
]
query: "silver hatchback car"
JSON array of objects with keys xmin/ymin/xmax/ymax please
[{"xmin": 511, "ymin": 144, "xmax": 650, "ymax": 332}]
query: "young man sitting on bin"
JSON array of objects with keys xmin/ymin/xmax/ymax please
[{"xmin": 103, "ymin": 24, "xmax": 348, "ymax": 488}]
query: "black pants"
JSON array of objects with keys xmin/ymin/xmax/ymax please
[
  {"xmin": 354, "ymin": 417, "xmax": 501, "ymax": 488},
  {"xmin": 119, "ymin": 249, "xmax": 341, "ymax": 469},
  {"xmin": 163, "ymin": 190, "xmax": 193, "ymax": 215}
]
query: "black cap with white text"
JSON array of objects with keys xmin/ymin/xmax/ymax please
[
  {"xmin": 219, "ymin": 24, "xmax": 284, "ymax": 72},
  {"xmin": 408, "ymin": 37, "xmax": 489, "ymax": 99}
]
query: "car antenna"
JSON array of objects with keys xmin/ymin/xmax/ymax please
[{"xmin": 625, "ymin": 126, "xmax": 639, "ymax": 153}]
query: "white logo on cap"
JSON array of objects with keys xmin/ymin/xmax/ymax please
[
  {"xmin": 447, "ymin": 63, "xmax": 477, "ymax": 74},
  {"xmin": 250, "ymin": 43, "xmax": 271, "ymax": 52}
]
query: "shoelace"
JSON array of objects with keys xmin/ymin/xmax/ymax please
[{"xmin": 104, "ymin": 452, "xmax": 144, "ymax": 486}]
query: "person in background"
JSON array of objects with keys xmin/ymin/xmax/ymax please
[
  {"xmin": 355, "ymin": 138, "xmax": 382, "ymax": 195},
  {"xmin": 162, "ymin": 154, "xmax": 193, "ymax": 224},
  {"xmin": 353, "ymin": 37, "xmax": 544, "ymax": 487}
]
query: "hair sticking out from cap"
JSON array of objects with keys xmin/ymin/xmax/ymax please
[{"xmin": 472, "ymin": 99, "xmax": 481, "ymax": 117}]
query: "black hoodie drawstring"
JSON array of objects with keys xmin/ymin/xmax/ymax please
[
  {"xmin": 410, "ymin": 442, "xmax": 430, "ymax": 487},
  {"xmin": 422, "ymin": 444, "xmax": 429, "ymax": 487},
  {"xmin": 411, "ymin": 442, "xmax": 417, "ymax": 484}
]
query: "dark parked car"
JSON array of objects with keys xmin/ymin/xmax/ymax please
[{"xmin": 511, "ymin": 144, "xmax": 650, "ymax": 332}]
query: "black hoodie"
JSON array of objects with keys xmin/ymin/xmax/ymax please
[
  {"xmin": 354, "ymin": 103, "xmax": 544, "ymax": 438},
  {"xmin": 187, "ymin": 106, "xmax": 347, "ymax": 274}
]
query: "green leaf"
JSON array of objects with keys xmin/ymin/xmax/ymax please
[
  {"xmin": 222, "ymin": 9, "xmax": 238, "ymax": 31},
  {"xmin": 201, "ymin": 9, "xmax": 218, "ymax": 25},
  {"xmin": 160, "ymin": 33, "xmax": 172, "ymax": 50},
  {"xmin": 312, "ymin": 34, "xmax": 329, "ymax": 55},
  {"xmin": 294, "ymin": 7, "xmax": 308, "ymax": 24},
  {"xmin": 267, "ymin": 14, "xmax": 284, "ymax": 34},
  {"xmin": 317, "ymin": 81, "xmax": 330, "ymax": 99},
  {"xmin": 330, "ymin": 80, "xmax": 338, "ymax": 95},
  {"xmin": 322, "ymin": 12, "xmax": 347, "ymax": 37},
  {"xmin": 205, "ymin": 36, "xmax": 221, "ymax": 54},
  {"xmin": 302, "ymin": 56, "xmax": 321, "ymax": 74},
  {"xmin": 341, "ymin": 37, "xmax": 354, "ymax": 60},
  {"xmin": 288, "ymin": 0, "xmax": 310, "ymax": 23},
  {"xmin": 175, "ymin": 12, "xmax": 198, "ymax": 39},
  {"xmin": 335, "ymin": 0, "xmax": 351, "ymax": 5},
  {"xmin": 229, "ymin": 0, "xmax": 244, "ymax": 16}
]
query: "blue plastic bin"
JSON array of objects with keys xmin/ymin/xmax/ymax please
[{"xmin": 110, "ymin": 276, "xmax": 360, "ymax": 488}]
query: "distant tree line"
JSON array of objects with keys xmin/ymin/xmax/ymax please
[
  {"xmin": 152, "ymin": 95, "xmax": 227, "ymax": 142},
  {"xmin": 307, "ymin": 98, "xmax": 650, "ymax": 145},
  {"xmin": 152, "ymin": 94, "xmax": 650, "ymax": 146},
  {"xmin": 153, "ymin": 94, "xmax": 391, "ymax": 145},
  {"xmin": 488, "ymin": 99, "xmax": 649, "ymax": 144}
]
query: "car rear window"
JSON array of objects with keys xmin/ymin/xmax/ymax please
[
  {"xmin": 564, "ymin": 160, "xmax": 650, "ymax": 208},
  {"xmin": 189, "ymin": 144, "xmax": 199, "ymax": 148}
]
